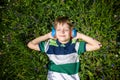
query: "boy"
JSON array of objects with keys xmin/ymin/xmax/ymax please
[{"xmin": 27, "ymin": 16, "xmax": 102, "ymax": 80}]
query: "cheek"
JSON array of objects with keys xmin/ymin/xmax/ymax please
[
  {"xmin": 68, "ymin": 32, "xmax": 71, "ymax": 37},
  {"xmin": 55, "ymin": 32, "xmax": 59, "ymax": 38},
  {"xmin": 56, "ymin": 32, "xmax": 59, "ymax": 35},
  {"xmin": 68, "ymin": 31, "xmax": 71, "ymax": 35},
  {"xmin": 66, "ymin": 32, "xmax": 71, "ymax": 36}
]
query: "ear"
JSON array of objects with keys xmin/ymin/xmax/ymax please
[
  {"xmin": 72, "ymin": 28, "xmax": 77, "ymax": 37},
  {"xmin": 51, "ymin": 25, "xmax": 56, "ymax": 37}
]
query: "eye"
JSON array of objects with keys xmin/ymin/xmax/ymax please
[
  {"xmin": 56, "ymin": 29, "xmax": 61, "ymax": 31},
  {"xmin": 64, "ymin": 29, "xmax": 69, "ymax": 31}
]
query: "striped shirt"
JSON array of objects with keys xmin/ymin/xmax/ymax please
[{"xmin": 39, "ymin": 39, "xmax": 86, "ymax": 80}]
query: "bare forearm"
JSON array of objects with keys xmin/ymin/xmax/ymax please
[
  {"xmin": 76, "ymin": 32, "xmax": 102, "ymax": 51},
  {"xmin": 77, "ymin": 32, "xmax": 101, "ymax": 45},
  {"xmin": 30, "ymin": 33, "xmax": 49, "ymax": 45},
  {"xmin": 27, "ymin": 32, "xmax": 51, "ymax": 51}
]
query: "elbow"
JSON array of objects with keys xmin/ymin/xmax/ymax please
[
  {"xmin": 27, "ymin": 42, "xmax": 31, "ymax": 48},
  {"xmin": 27, "ymin": 42, "xmax": 34, "ymax": 49},
  {"xmin": 27, "ymin": 42, "xmax": 39, "ymax": 51},
  {"xmin": 95, "ymin": 43, "xmax": 102, "ymax": 50}
]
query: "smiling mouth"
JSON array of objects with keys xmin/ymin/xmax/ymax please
[{"xmin": 59, "ymin": 35, "xmax": 65, "ymax": 37}]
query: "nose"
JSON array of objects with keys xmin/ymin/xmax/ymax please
[{"xmin": 61, "ymin": 29, "xmax": 65, "ymax": 34}]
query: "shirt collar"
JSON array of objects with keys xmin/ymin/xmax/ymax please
[{"xmin": 56, "ymin": 39, "xmax": 71, "ymax": 47}]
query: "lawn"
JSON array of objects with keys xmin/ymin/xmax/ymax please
[{"xmin": 0, "ymin": 0, "xmax": 120, "ymax": 80}]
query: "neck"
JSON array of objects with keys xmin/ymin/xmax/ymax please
[{"xmin": 58, "ymin": 39, "xmax": 70, "ymax": 44}]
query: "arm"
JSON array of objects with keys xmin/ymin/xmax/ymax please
[
  {"xmin": 27, "ymin": 32, "xmax": 53, "ymax": 51},
  {"xmin": 75, "ymin": 32, "xmax": 102, "ymax": 51}
]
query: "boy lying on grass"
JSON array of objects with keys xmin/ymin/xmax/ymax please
[{"xmin": 27, "ymin": 16, "xmax": 102, "ymax": 80}]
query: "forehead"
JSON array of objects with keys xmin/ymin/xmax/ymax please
[{"xmin": 56, "ymin": 23, "xmax": 70, "ymax": 29}]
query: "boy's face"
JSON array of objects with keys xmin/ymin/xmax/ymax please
[{"xmin": 55, "ymin": 23, "xmax": 71, "ymax": 44}]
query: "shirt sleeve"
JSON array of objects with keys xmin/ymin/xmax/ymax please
[
  {"xmin": 76, "ymin": 41, "xmax": 86, "ymax": 55},
  {"xmin": 38, "ymin": 41, "xmax": 46, "ymax": 52}
]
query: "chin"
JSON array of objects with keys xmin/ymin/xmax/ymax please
[
  {"xmin": 58, "ymin": 38, "xmax": 70, "ymax": 43},
  {"xmin": 58, "ymin": 39, "xmax": 65, "ymax": 41}
]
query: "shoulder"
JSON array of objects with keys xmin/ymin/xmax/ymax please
[
  {"xmin": 49, "ymin": 39, "xmax": 58, "ymax": 47},
  {"xmin": 71, "ymin": 39, "xmax": 77, "ymax": 44},
  {"xmin": 74, "ymin": 39, "xmax": 86, "ymax": 54}
]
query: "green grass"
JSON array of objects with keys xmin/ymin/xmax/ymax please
[{"xmin": 0, "ymin": 0, "xmax": 120, "ymax": 80}]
